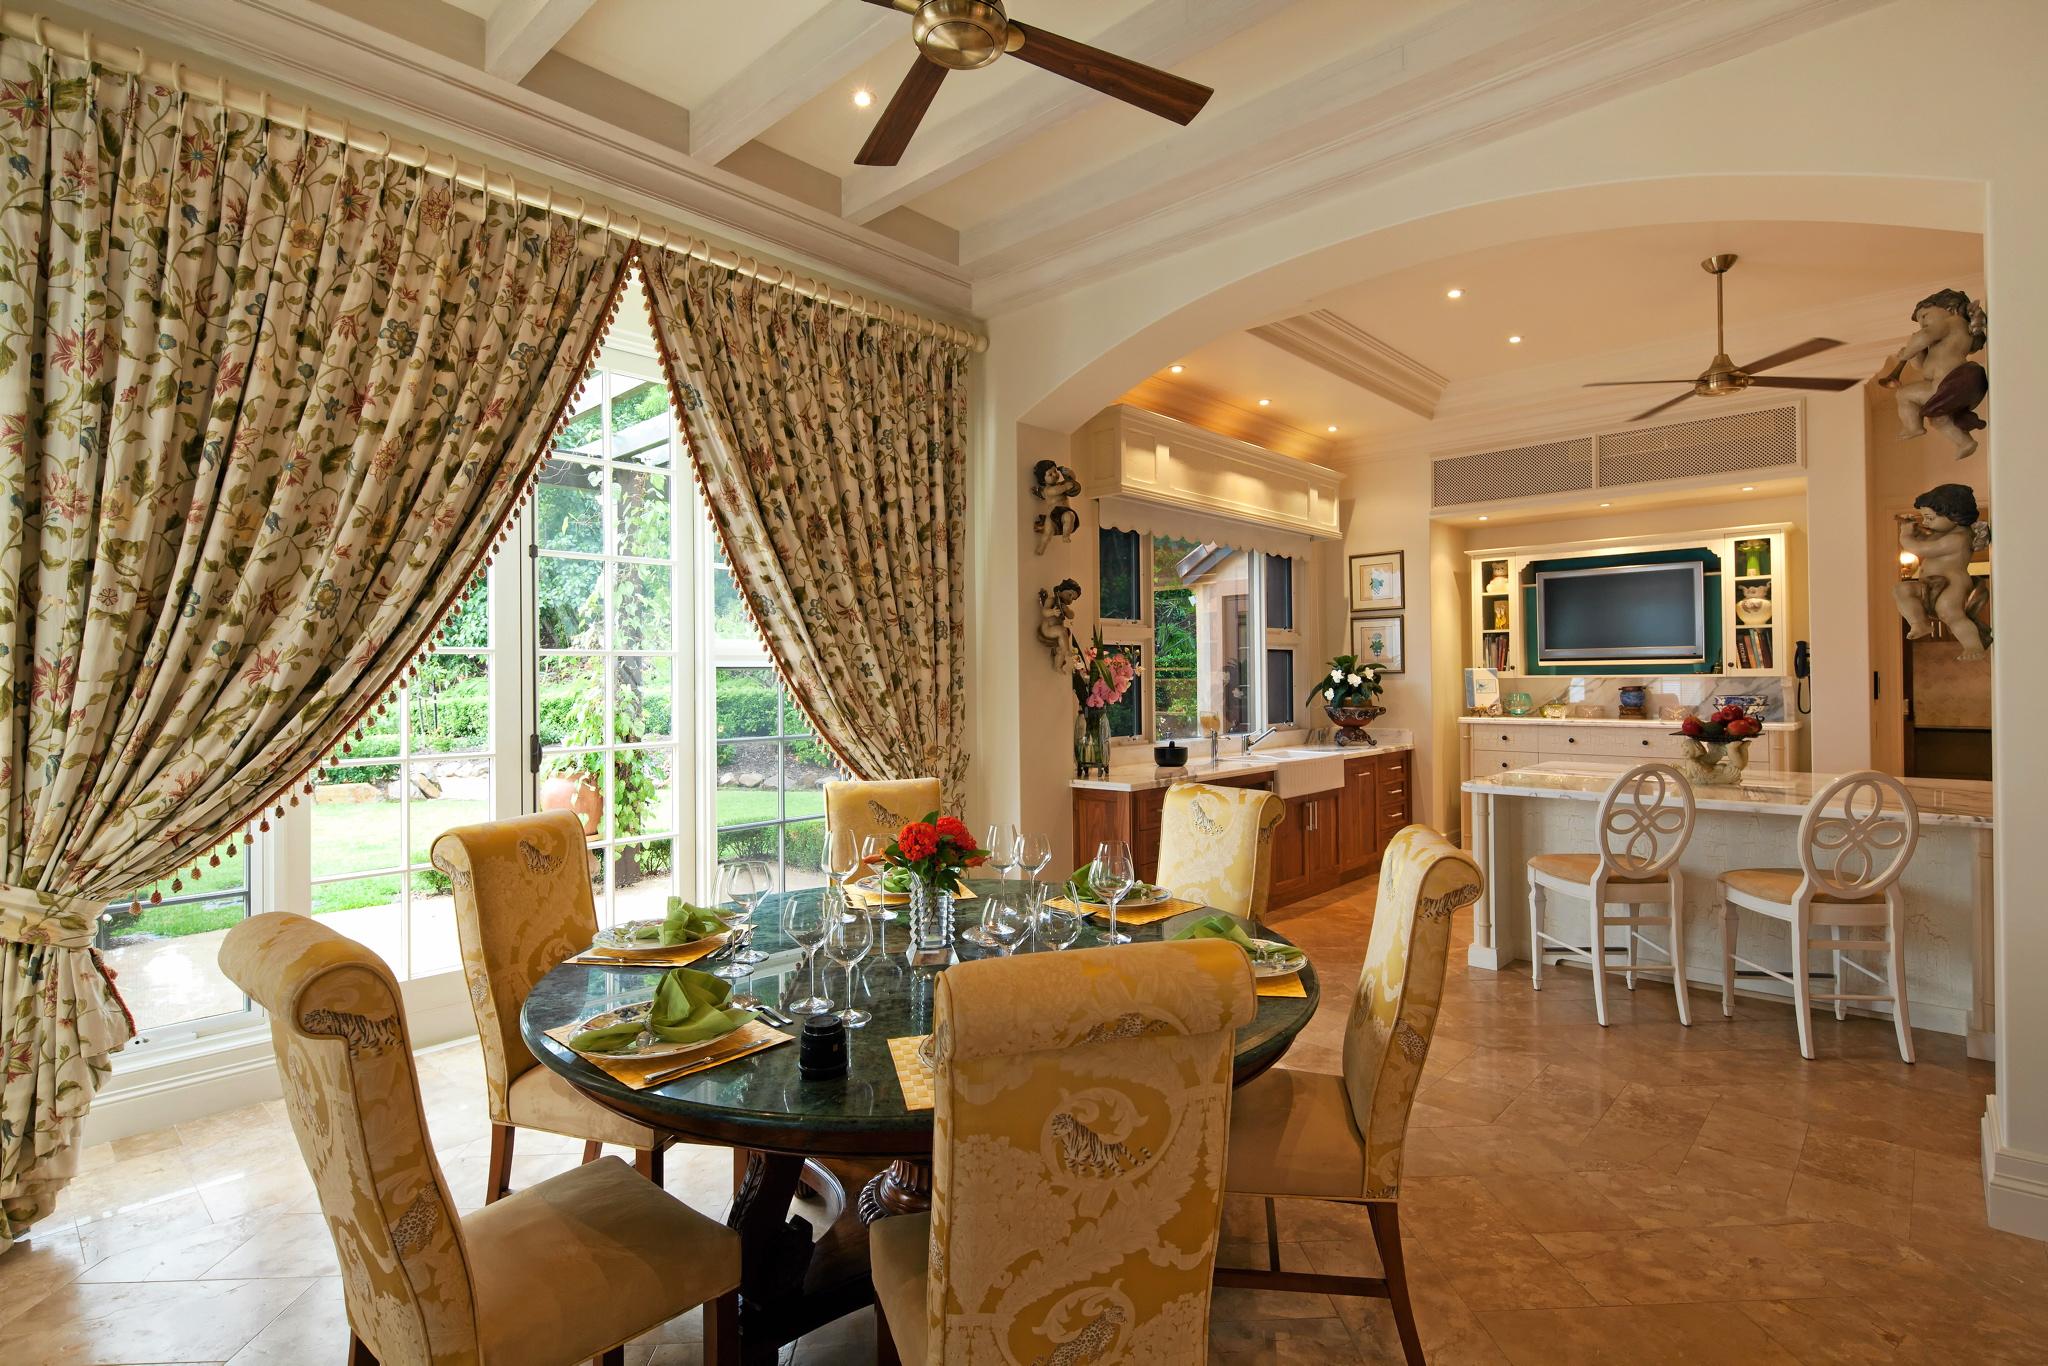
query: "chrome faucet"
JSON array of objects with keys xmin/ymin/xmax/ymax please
[{"xmin": 1242, "ymin": 725, "xmax": 1280, "ymax": 755}]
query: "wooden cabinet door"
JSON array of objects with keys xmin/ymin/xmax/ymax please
[
  {"xmin": 1303, "ymin": 792, "xmax": 1341, "ymax": 876},
  {"xmin": 1271, "ymin": 794, "xmax": 1309, "ymax": 892},
  {"xmin": 1339, "ymin": 758, "xmax": 1378, "ymax": 872}
]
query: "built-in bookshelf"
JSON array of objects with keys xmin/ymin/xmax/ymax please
[{"xmin": 1467, "ymin": 524, "xmax": 1795, "ymax": 678}]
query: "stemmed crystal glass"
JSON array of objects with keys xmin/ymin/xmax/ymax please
[
  {"xmin": 821, "ymin": 828, "xmax": 860, "ymax": 889},
  {"xmin": 858, "ymin": 834, "xmax": 893, "ymax": 920},
  {"xmin": 782, "ymin": 889, "xmax": 832, "ymax": 1015},
  {"xmin": 1036, "ymin": 886, "xmax": 1083, "ymax": 951},
  {"xmin": 1091, "ymin": 840, "xmax": 1135, "ymax": 946},
  {"xmin": 1016, "ymin": 832, "xmax": 1053, "ymax": 882},
  {"xmin": 980, "ymin": 896, "xmax": 1030, "ymax": 956},
  {"xmin": 824, "ymin": 895, "xmax": 874, "ymax": 1028},
  {"xmin": 717, "ymin": 860, "xmax": 772, "ymax": 975},
  {"xmin": 985, "ymin": 824, "xmax": 1021, "ymax": 881}
]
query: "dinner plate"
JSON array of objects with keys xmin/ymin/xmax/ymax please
[
  {"xmin": 1248, "ymin": 940, "xmax": 1307, "ymax": 979},
  {"xmin": 566, "ymin": 1001, "xmax": 743, "ymax": 1061},
  {"xmin": 848, "ymin": 875, "xmax": 913, "ymax": 905},
  {"xmin": 1076, "ymin": 886, "xmax": 1171, "ymax": 910},
  {"xmin": 590, "ymin": 918, "xmax": 734, "ymax": 955}
]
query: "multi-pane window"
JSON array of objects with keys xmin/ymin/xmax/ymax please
[
  {"xmin": 1099, "ymin": 531, "xmax": 1298, "ymax": 743},
  {"xmin": 310, "ymin": 579, "xmax": 494, "ymax": 980},
  {"xmin": 97, "ymin": 839, "xmax": 251, "ymax": 1035},
  {"xmin": 710, "ymin": 543, "xmax": 841, "ymax": 891},
  {"xmin": 535, "ymin": 372, "xmax": 683, "ymax": 928}
]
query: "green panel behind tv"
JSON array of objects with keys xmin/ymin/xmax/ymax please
[{"xmin": 1518, "ymin": 547, "xmax": 1723, "ymax": 675}]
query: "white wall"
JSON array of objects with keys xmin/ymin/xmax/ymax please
[{"xmin": 970, "ymin": 0, "xmax": 2048, "ymax": 1238}]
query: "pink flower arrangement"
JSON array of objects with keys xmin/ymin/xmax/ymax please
[{"xmin": 1070, "ymin": 629, "xmax": 1139, "ymax": 716}]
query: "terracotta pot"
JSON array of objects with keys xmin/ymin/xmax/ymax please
[{"xmin": 540, "ymin": 771, "xmax": 603, "ymax": 835}]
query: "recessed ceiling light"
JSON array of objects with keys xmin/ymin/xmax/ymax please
[
  {"xmin": 1258, "ymin": 398, "xmax": 1271, "ymax": 407},
  {"xmin": 1507, "ymin": 335, "xmax": 1523, "ymax": 345},
  {"xmin": 1599, "ymin": 502, "xmax": 1612, "ymax": 508},
  {"xmin": 852, "ymin": 87, "xmax": 873, "ymax": 108},
  {"xmin": 1477, "ymin": 515, "xmax": 1490, "ymax": 521},
  {"xmin": 1741, "ymin": 485, "xmax": 1755, "ymax": 492},
  {"xmin": 1446, "ymin": 288, "xmax": 1464, "ymax": 299},
  {"xmin": 1168, "ymin": 363, "xmax": 1184, "ymax": 374},
  {"xmin": 1327, "ymin": 424, "xmax": 1339, "ymax": 433}
]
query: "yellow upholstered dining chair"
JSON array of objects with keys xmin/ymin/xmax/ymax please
[
  {"xmin": 1221, "ymin": 825, "xmax": 1482, "ymax": 1366},
  {"xmin": 1154, "ymin": 781, "xmax": 1286, "ymax": 925},
  {"xmin": 870, "ymin": 939, "xmax": 1256, "ymax": 1366},
  {"xmin": 218, "ymin": 912, "xmax": 739, "ymax": 1366},
  {"xmin": 431, "ymin": 811, "xmax": 668, "ymax": 1203},
  {"xmin": 823, "ymin": 776, "xmax": 942, "ymax": 852}
]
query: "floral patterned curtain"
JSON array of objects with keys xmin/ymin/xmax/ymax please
[
  {"xmin": 640, "ymin": 254, "xmax": 971, "ymax": 805},
  {"xmin": 0, "ymin": 40, "xmax": 631, "ymax": 1250}
]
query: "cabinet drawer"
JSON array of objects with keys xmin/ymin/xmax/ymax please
[
  {"xmin": 1597, "ymin": 731, "xmax": 1685, "ymax": 760},
  {"xmin": 1471, "ymin": 727, "xmax": 1528, "ymax": 753},
  {"xmin": 1477, "ymin": 747, "xmax": 1540, "ymax": 774}
]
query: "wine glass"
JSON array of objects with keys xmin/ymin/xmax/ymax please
[
  {"xmin": 984, "ymin": 823, "xmax": 1021, "ymax": 881},
  {"xmin": 858, "ymin": 834, "xmax": 893, "ymax": 921},
  {"xmin": 782, "ymin": 890, "xmax": 832, "ymax": 1015},
  {"xmin": 824, "ymin": 898, "xmax": 874, "ymax": 1028},
  {"xmin": 980, "ymin": 897, "xmax": 1030, "ymax": 956},
  {"xmin": 1091, "ymin": 840, "xmax": 1135, "ymax": 946},
  {"xmin": 1037, "ymin": 896, "xmax": 1083, "ymax": 951},
  {"xmin": 717, "ymin": 860, "xmax": 772, "ymax": 974},
  {"xmin": 1017, "ymin": 832, "xmax": 1053, "ymax": 881},
  {"xmin": 821, "ymin": 827, "xmax": 860, "ymax": 888}
]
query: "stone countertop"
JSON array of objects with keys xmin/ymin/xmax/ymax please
[
  {"xmin": 1072, "ymin": 734, "xmax": 1413, "ymax": 793},
  {"xmin": 1459, "ymin": 715, "xmax": 1802, "ymax": 730},
  {"xmin": 1461, "ymin": 760, "xmax": 1991, "ymax": 828}
]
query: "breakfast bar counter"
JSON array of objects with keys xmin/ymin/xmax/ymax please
[{"xmin": 1462, "ymin": 761, "xmax": 1995, "ymax": 1058}]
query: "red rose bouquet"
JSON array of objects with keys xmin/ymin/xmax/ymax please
[
  {"xmin": 880, "ymin": 812, "xmax": 987, "ymax": 895},
  {"xmin": 1674, "ymin": 704, "xmax": 1764, "ymax": 743}
]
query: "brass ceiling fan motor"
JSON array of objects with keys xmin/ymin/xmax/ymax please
[{"xmin": 910, "ymin": 0, "xmax": 1016, "ymax": 69}]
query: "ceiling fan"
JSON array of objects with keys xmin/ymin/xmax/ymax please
[
  {"xmin": 1585, "ymin": 254, "xmax": 1863, "ymax": 422},
  {"xmin": 852, "ymin": 0, "xmax": 1214, "ymax": 166}
]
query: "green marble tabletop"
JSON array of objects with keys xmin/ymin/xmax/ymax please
[{"xmin": 518, "ymin": 879, "xmax": 1320, "ymax": 1155}]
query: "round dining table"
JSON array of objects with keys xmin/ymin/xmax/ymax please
[{"xmin": 519, "ymin": 880, "xmax": 1320, "ymax": 1364}]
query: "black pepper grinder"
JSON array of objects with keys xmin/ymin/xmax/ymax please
[{"xmin": 798, "ymin": 1011, "xmax": 848, "ymax": 1080}]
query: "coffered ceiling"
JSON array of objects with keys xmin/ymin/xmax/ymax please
[{"xmin": 82, "ymin": 0, "xmax": 1885, "ymax": 317}]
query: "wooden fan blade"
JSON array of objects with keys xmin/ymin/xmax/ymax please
[
  {"xmin": 856, "ymin": 57, "xmax": 949, "ymax": 166},
  {"xmin": 1583, "ymin": 380, "xmax": 1697, "ymax": 387},
  {"xmin": 1630, "ymin": 392, "xmax": 1699, "ymax": 422},
  {"xmin": 856, "ymin": 0, "xmax": 921, "ymax": 12},
  {"xmin": 1008, "ymin": 21, "xmax": 1213, "ymax": 124},
  {"xmin": 1746, "ymin": 376, "xmax": 1862, "ymax": 391},
  {"xmin": 1739, "ymin": 337, "xmax": 1843, "ymax": 374}
]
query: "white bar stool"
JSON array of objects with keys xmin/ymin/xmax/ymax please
[
  {"xmin": 1529, "ymin": 762, "xmax": 1696, "ymax": 1027},
  {"xmin": 1720, "ymin": 770, "xmax": 1920, "ymax": 1062}
]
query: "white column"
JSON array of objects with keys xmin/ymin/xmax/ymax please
[{"xmin": 1466, "ymin": 791, "xmax": 1501, "ymax": 971}]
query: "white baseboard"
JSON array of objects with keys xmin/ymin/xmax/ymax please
[
  {"xmin": 1982, "ymin": 1095, "xmax": 2048, "ymax": 1243},
  {"xmin": 85, "ymin": 969, "xmax": 478, "ymax": 1147},
  {"xmin": 1466, "ymin": 943, "xmax": 1504, "ymax": 971}
]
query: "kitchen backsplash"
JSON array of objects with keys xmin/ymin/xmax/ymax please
[{"xmin": 1467, "ymin": 672, "xmax": 1791, "ymax": 721}]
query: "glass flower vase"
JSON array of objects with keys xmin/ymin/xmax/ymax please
[
  {"xmin": 906, "ymin": 878, "xmax": 956, "ymax": 967},
  {"xmin": 1074, "ymin": 709, "xmax": 1111, "ymax": 778}
]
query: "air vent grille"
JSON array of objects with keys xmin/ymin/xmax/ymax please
[
  {"xmin": 1429, "ymin": 404, "xmax": 1801, "ymax": 511},
  {"xmin": 1596, "ymin": 406, "xmax": 1798, "ymax": 488},
  {"xmin": 1432, "ymin": 437, "xmax": 1593, "ymax": 507}
]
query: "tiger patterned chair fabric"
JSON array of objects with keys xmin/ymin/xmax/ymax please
[
  {"xmin": 431, "ymin": 812, "xmax": 662, "ymax": 1201},
  {"xmin": 822, "ymin": 777, "xmax": 942, "ymax": 852},
  {"xmin": 1220, "ymin": 824, "xmax": 1482, "ymax": 1365},
  {"xmin": 1154, "ymin": 782, "xmax": 1286, "ymax": 922},
  {"xmin": 218, "ymin": 913, "xmax": 740, "ymax": 1366},
  {"xmin": 870, "ymin": 939, "xmax": 1255, "ymax": 1365}
]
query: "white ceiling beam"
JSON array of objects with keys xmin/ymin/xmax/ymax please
[
  {"xmin": 1249, "ymin": 311, "xmax": 1447, "ymax": 420},
  {"xmin": 690, "ymin": 4, "xmax": 904, "ymax": 167},
  {"xmin": 483, "ymin": 0, "xmax": 595, "ymax": 82},
  {"xmin": 966, "ymin": 0, "xmax": 1886, "ymax": 312},
  {"xmin": 839, "ymin": 0, "xmax": 1290, "ymax": 226}
]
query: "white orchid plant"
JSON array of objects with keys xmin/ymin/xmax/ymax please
[{"xmin": 1310, "ymin": 652, "xmax": 1384, "ymax": 710}]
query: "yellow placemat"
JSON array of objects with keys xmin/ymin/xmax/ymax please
[
  {"xmin": 1051, "ymin": 896, "xmax": 1199, "ymax": 928},
  {"xmin": 888, "ymin": 1034, "xmax": 937, "ymax": 1112},
  {"xmin": 1256, "ymin": 974, "xmax": 1308, "ymax": 999},
  {"xmin": 544, "ymin": 1018, "xmax": 791, "ymax": 1090},
  {"xmin": 566, "ymin": 932, "xmax": 729, "ymax": 968}
]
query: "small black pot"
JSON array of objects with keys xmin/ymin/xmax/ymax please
[
  {"xmin": 798, "ymin": 1013, "xmax": 848, "ymax": 1080},
  {"xmin": 1153, "ymin": 740, "xmax": 1188, "ymax": 768}
]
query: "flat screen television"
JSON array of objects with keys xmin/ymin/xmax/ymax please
[{"xmin": 1535, "ymin": 562, "xmax": 1706, "ymax": 662}]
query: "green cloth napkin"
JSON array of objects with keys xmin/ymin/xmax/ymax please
[
  {"xmin": 625, "ymin": 900, "xmax": 729, "ymax": 947},
  {"xmin": 567, "ymin": 968, "xmax": 752, "ymax": 1054},
  {"xmin": 1171, "ymin": 914, "xmax": 1305, "ymax": 963}
]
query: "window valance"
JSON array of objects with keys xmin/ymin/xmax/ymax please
[{"xmin": 1096, "ymin": 495, "xmax": 1311, "ymax": 561}]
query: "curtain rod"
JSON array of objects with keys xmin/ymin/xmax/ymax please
[{"xmin": 0, "ymin": 8, "xmax": 987, "ymax": 352}]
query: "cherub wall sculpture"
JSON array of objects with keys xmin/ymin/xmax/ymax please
[
  {"xmin": 1895, "ymin": 483, "xmax": 1991, "ymax": 660},
  {"xmin": 1874, "ymin": 287, "xmax": 1989, "ymax": 459},
  {"xmin": 1031, "ymin": 459, "xmax": 1081, "ymax": 554},
  {"xmin": 1037, "ymin": 577, "xmax": 1083, "ymax": 668}
]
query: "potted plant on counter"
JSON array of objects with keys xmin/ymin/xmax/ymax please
[
  {"xmin": 1673, "ymin": 704, "xmax": 1764, "ymax": 785},
  {"xmin": 1312, "ymin": 654, "xmax": 1385, "ymax": 747}
]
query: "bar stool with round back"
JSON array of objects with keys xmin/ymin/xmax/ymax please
[
  {"xmin": 1528, "ymin": 762, "xmax": 1697, "ymax": 1026},
  {"xmin": 1720, "ymin": 770, "xmax": 1920, "ymax": 1062}
]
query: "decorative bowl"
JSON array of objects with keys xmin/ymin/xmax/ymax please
[
  {"xmin": 1324, "ymin": 703, "xmax": 1385, "ymax": 747},
  {"xmin": 1153, "ymin": 740, "xmax": 1188, "ymax": 768}
]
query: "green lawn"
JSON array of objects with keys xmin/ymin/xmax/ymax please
[{"xmin": 715, "ymin": 786, "xmax": 823, "ymax": 827}]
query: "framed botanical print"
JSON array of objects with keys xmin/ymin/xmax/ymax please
[
  {"xmin": 1351, "ymin": 615, "xmax": 1404, "ymax": 673},
  {"xmin": 1349, "ymin": 550, "xmax": 1404, "ymax": 612}
]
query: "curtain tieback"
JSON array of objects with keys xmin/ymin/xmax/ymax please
[{"xmin": 0, "ymin": 883, "xmax": 107, "ymax": 949}]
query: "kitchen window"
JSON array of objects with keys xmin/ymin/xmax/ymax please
[{"xmin": 1097, "ymin": 529, "xmax": 1298, "ymax": 743}]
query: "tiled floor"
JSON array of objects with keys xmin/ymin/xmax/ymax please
[{"xmin": 7, "ymin": 878, "xmax": 2042, "ymax": 1364}]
